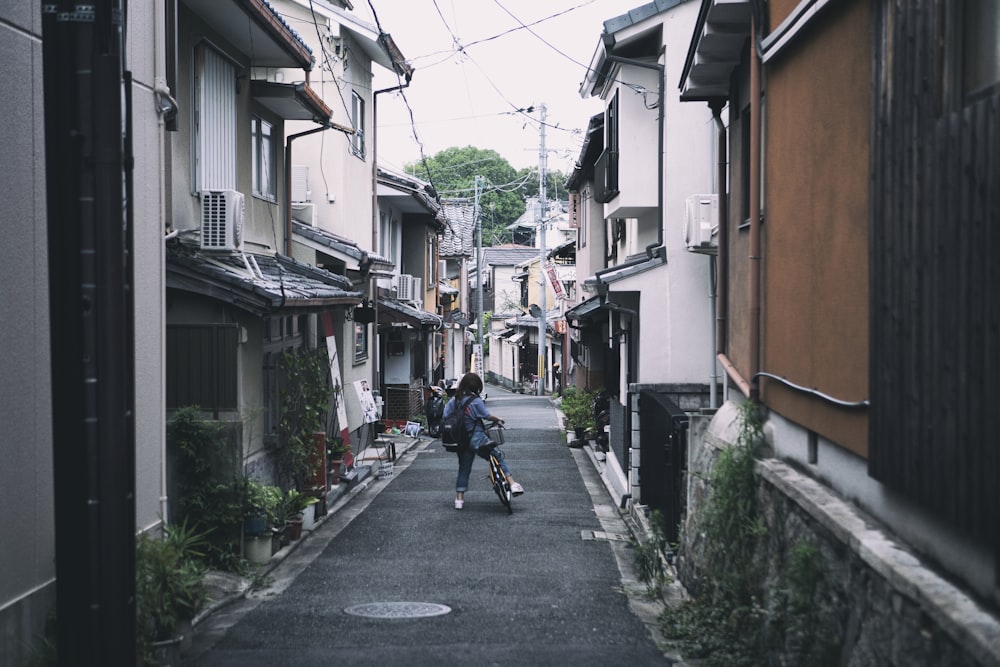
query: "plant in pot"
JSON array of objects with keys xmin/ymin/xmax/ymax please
[
  {"xmin": 136, "ymin": 520, "xmax": 208, "ymax": 665},
  {"xmin": 243, "ymin": 481, "xmax": 283, "ymax": 563},
  {"xmin": 280, "ymin": 489, "xmax": 318, "ymax": 541},
  {"xmin": 327, "ymin": 437, "xmax": 350, "ymax": 485},
  {"xmin": 243, "ymin": 477, "xmax": 270, "ymax": 539},
  {"xmin": 560, "ymin": 387, "xmax": 595, "ymax": 446}
]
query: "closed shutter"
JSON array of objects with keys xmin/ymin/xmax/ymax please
[
  {"xmin": 166, "ymin": 324, "xmax": 239, "ymax": 412},
  {"xmin": 197, "ymin": 47, "xmax": 237, "ymax": 190}
]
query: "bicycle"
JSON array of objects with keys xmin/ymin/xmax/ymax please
[{"xmin": 482, "ymin": 423, "xmax": 512, "ymax": 514}]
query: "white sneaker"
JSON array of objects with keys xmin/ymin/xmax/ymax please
[
  {"xmin": 454, "ymin": 498, "xmax": 464, "ymax": 510},
  {"xmin": 510, "ymin": 482, "xmax": 524, "ymax": 496}
]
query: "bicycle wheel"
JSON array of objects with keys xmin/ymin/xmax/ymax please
[{"xmin": 488, "ymin": 453, "xmax": 513, "ymax": 514}]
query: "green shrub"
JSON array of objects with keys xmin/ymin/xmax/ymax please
[{"xmin": 559, "ymin": 387, "xmax": 595, "ymax": 432}]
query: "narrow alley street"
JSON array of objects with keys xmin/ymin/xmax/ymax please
[{"xmin": 185, "ymin": 386, "xmax": 671, "ymax": 666}]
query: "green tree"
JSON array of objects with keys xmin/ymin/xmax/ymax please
[
  {"xmin": 406, "ymin": 146, "xmax": 527, "ymax": 245},
  {"xmin": 516, "ymin": 166, "xmax": 570, "ymax": 203}
]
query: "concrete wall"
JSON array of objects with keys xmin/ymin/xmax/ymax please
[{"xmin": 0, "ymin": 6, "xmax": 57, "ymax": 663}]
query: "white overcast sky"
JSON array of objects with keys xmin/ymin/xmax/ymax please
[{"xmin": 357, "ymin": 0, "xmax": 628, "ymax": 175}]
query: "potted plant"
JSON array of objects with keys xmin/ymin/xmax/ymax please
[
  {"xmin": 242, "ymin": 477, "xmax": 270, "ymax": 538},
  {"xmin": 243, "ymin": 481, "xmax": 283, "ymax": 563},
  {"xmin": 136, "ymin": 520, "xmax": 208, "ymax": 665},
  {"xmin": 560, "ymin": 387, "xmax": 595, "ymax": 445},
  {"xmin": 279, "ymin": 489, "xmax": 318, "ymax": 541},
  {"xmin": 327, "ymin": 438, "xmax": 350, "ymax": 485}
]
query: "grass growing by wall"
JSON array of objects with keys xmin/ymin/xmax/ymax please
[
  {"xmin": 633, "ymin": 509, "xmax": 671, "ymax": 597},
  {"xmin": 659, "ymin": 402, "xmax": 834, "ymax": 665}
]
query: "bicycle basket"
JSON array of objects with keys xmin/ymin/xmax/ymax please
[{"xmin": 485, "ymin": 423, "xmax": 505, "ymax": 445}]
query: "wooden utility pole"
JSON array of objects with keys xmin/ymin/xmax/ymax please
[{"xmin": 41, "ymin": 2, "xmax": 136, "ymax": 663}]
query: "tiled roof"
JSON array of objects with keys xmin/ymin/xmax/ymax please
[
  {"xmin": 166, "ymin": 236, "xmax": 362, "ymax": 316},
  {"xmin": 377, "ymin": 298, "xmax": 443, "ymax": 327},
  {"xmin": 481, "ymin": 245, "xmax": 540, "ymax": 267},
  {"xmin": 293, "ymin": 221, "xmax": 394, "ymax": 270},
  {"xmin": 440, "ymin": 199, "xmax": 475, "ymax": 257}
]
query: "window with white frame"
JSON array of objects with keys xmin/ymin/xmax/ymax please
[
  {"xmin": 351, "ymin": 91, "xmax": 365, "ymax": 158},
  {"xmin": 252, "ymin": 116, "xmax": 276, "ymax": 200},
  {"xmin": 194, "ymin": 45, "xmax": 237, "ymax": 191},
  {"xmin": 379, "ymin": 210, "xmax": 394, "ymax": 260},
  {"xmin": 354, "ymin": 322, "xmax": 368, "ymax": 363}
]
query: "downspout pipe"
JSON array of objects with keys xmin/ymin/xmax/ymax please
[
  {"xmin": 709, "ymin": 99, "xmax": 728, "ymax": 409},
  {"xmin": 284, "ymin": 124, "xmax": 330, "ymax": 256},
  {"xmin": 592, "ymin": 46, "xmax": 666, "ymax": 293},
  {"xmin": 748, "ymin": 13, "xmax": 762, "ymax": 401}
]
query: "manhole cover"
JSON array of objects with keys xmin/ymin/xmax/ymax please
[{"xmin": 344, "ymin": 602, "xmax": 452, "ymax": 619}]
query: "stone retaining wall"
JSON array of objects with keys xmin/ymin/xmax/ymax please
[{"xmin": 679, "ymin": 404, "xmax": 1000, "ymax": 666}]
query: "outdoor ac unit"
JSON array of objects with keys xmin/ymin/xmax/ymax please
[
  {"xmin": 684, "ymin": 194, "xmax": 719, "ymax": 254},
  {"xmin": 200, "ymin": 190, "xmax": 245, "ymax": 251},
  {"xmin": 395, "ymin": 273, "xmax": 413, "ymax": 301},
  {"xmin": 291, "ymin": 164, "xmax": 311, "ymax": 203}
]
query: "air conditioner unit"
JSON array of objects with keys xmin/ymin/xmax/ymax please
[
  {"xmin": 395, "ymin": 273, "xmax": 413, "ymax": 301},
  {"xmin": 291, "ymin": 164, "xmax": 311, "ymax": 203},
  {"xmin": 684, "ymin": 194, "xmax": 719, "ymax": 254},
  {"xmin": 200, "ymin": 190, "xmax": 245, "ymax": 251}
]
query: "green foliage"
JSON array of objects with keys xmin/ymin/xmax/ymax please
[
  {"xmin": 515, "ymin": 165, "xmax": 570, "ymax": 204},
  {"xmin": 659, "ymin": 401, "xmax": 768, "ymax": 664},
  {"xmin": 168, "ymin": 406, "xmax": 244, "ymax": 570},
  {"xmin": 274, "ymin": 348, "xmax": 330, "ymax": 490},
  {"xmin": 777, "ymin": 541, "xmax": 837, "ymax": 666},
  {"xmin": 700, "ymin": 401, "xmax": 766, "ymax": 602},
  {"xmin": 406, "ymin": 146, "xmax": 523, "ymax": 244},
  {"xmin": 559, "ymin": 386, "xmax": 595, "ymax": 432},
  {"xmin": 633, "ymin": 509, "xmax": 671, "ymax": 597},
  {"xmin": 276, "ymin": 488, "xmax": 318, "ymax": 525},
  {"xmin": 136, "ymin": 520, "xmax": 209, "ymax": 661},
  {"xmin": 327, "ymin": 436, "xmax": 349, "ymax": 459}
]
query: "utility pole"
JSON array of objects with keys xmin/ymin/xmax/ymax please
[
  {"xmin": 537, "ymin": 104, "xmax": 547, "ymax": 396},
  {"xmin": 42, "ymin": 1, "xmax": 136, "ymax": 663},
  {"xmin": 474, "ymin": 175, "xmax": 484, "ymax": 348}
]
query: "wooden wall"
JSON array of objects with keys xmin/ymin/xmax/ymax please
[{"xmin": 869, "ymin": 1, "xmax": 1000, "ymax": 552}]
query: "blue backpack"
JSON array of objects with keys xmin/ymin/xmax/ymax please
[{"xmin": 441, "ymin": 396, "xmax": 474, "ymax": 452}]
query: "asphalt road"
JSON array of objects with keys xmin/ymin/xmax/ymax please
[{"xmin": 186, "ymin": 386, "xmax": 670, "ymax": 666}]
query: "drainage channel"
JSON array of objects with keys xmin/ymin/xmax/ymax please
[{"xmin": 344, "ymin": 602, "xmax": 452, "ymax": 619}]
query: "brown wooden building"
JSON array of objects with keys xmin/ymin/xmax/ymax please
[{"xmin": 679, "ymin": 0, "xmax": 999, "ymax": 657}]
